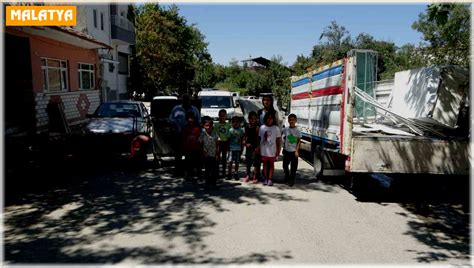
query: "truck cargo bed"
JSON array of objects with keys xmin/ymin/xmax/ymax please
[{"xmin": 350, "ymin": 135, "xmax": 470, "ymax": 175}]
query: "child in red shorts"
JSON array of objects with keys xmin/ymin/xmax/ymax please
[{"xmin": 256, "ymin": 112, "xmax": 281, "ymax": 186}]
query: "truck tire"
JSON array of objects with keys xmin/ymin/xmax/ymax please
[
  {"xmin": 313, "ymin": 145, "xmax": 324, "ymax": 179},
  {"xmin": 350, "ymin": 173, "xmax": 370, "ymax": 201}
]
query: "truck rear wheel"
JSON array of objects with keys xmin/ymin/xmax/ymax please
[{"xmin": 313, "ymin": 145, "xmax": 324, "ymax": 179}]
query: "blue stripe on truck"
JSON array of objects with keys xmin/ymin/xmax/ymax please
[
  {"xmin": 312, "ymin": 65, "xmax": 342, "ymax": 81},
  {"xmin": 291, "ymin": 77, "xmax": 311, "ymax": 88},
  {"xmin": 291, "ymin": 65, "xmax": 343, "ymax": 88}
]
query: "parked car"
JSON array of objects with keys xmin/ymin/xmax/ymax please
[
  {"xmin": 150, "ymin": 96, "xmax": 180, "ymax": 159},
  {"xmin": 72, "ymin": 100, "xmax": 153, "ymax": 162},
  {"xmin": 198, "ymin": 90, "xmax": 240, "ymax": 121},
  {"xmin": 149, "ymin": 96, "xmax": 201, "ymax": 164}
]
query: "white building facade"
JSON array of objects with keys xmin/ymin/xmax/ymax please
[{"xmin": 76, "ymin": 4, "xmax": 135, "ymax": 101}]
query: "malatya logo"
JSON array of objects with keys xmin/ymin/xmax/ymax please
[{"xmin": 6, "ymin": 6, "xmax": 76, "ymax": 26}]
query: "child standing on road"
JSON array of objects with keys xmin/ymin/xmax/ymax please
[
  {"xmin": 281, "ymin": 114, "xmax": 302, "ymax": 186},
  {"xmin": 227, "ymin": 116, "xmax": 244, "ymax": 180},
  {"xmin": 256, "ymin": 94, "xmax": 279, "ymax": 182},
  {"xmin": 257, "ymin": 112, "xmax": 281, "ymax": 186},
  {"xmin": 199, "ymin": 117, "xmax": 220, "ymax": 189},
  {"xmin": 182, "ymin": 111, "xmax": 202, "ymax": 182},
  {"xmin": 214, "ymin": 109, "xmax": 231, "ymax": 177},
  {"xmin": 243, "ymin": 111, "xmax": 259, "ymax": 183}
]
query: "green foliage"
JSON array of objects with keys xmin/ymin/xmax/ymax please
[
  {"xmin": 313, "ymin": 21, "xmax": 354, "ymax": 64},
  {"xmin": 129, "ymin": 4, "xmax": 212, "ymax": 99},
  {"xmin": 268, "ymin": 56, "xmax": 292, "ymax": 109},
  {"xmin": 412, "ymin": 3, "xmax": 470, "ymax": 67},
  {"xmin": 208, "ymin": 56, "xmax": 290, "ymax": 108},
  {"xmin": 292, "ymin": 20, "xmax": 430, "ymax": 80},
  {"xmin": 129, "ymin": 4, "xmax": 469, "ymax": 105}
]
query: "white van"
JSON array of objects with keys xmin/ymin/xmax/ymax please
[{"xmin": 197, "ymin": 90, "xmax": 239, "ymax": 120}]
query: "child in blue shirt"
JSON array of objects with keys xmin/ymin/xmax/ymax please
[{"xmin": 227, "ymin": 116, "xmax": 244, "ymax": 180}]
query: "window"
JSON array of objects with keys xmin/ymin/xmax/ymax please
[
  {"xmin": 199, "ymin": 96, "xmax": 233, "ymax": 108},
  {"xmin": 78, "ymin": 63, "xmax": 95, "ymax": 90},
  {"xmin": 93, "ymin": 9, "xmax": 97, "ymax": 28},
  {"xmin": 118, "ymin": 53, "xmax": 129, "ymax": 75},
  {"xmin": 100, "ymin": 12, "xmax": 104, "ymax": 30},
  {"xmin": 41, "ymin": 58, "xmax": 68, "ymax": 92},
  {"xmin": 108, "ymin": 62, "xmax": 115, "ymax": 73},
  {"xmin": 96, "ymin": 103, "xmax": 141, "ymax": 118}
]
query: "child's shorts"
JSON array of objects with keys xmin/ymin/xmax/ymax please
[
  {"xmin": 227, "ymin": 150, "xmax": 241, "ymax": 164},
  {"xmin": 261, "ymin": 156, "xmax": 276, "ymax": 163}
]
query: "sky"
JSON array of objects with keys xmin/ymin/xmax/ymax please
[{"xmin": 172, "ymin": 4, "xmax": 428, "ymax": 66}]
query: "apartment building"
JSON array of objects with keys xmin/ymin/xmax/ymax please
[{"xmin": 76, "ymin": 4, "xmax": 135, "ymax": 101}]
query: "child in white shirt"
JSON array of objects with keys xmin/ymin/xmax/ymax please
[
  {"xmin": 257, "ymin": 112, "xmax": 281, "ymax": 186},
  {"xmin": 281, "ymin": 114, "xmax": 302, "ymax": 186}
]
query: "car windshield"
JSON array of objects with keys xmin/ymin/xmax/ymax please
[
  {"xmin": 200, "ymin": 96, "xmax": 232, "ymax": 108},
  {"xmin": 96, "ymin": 103, "xmax": 141, "ymax": 117}
]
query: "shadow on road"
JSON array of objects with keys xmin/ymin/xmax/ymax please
[
  {"xmin": 4, "ymin": 158, "xmax": 301, "ymax": 264},
  {"xmin": 345, "ymin": 173, "xmax": 470, "ymax": 263},
  {"xmin": 4, "ymin": 154, "xmax": 471, "ymax": 264}
]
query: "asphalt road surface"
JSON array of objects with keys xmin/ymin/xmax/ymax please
[{"xmin": 3, "ymin": 156, "xmax": 471, "ymax": 265}]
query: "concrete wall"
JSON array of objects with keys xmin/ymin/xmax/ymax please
[
  {"xmin": 76, "ymin": 4, "xmax": 111, "ymax": 45},
  {"xmin": 35, "ymin": 91, "xmax": 101, "ymax": 131}
]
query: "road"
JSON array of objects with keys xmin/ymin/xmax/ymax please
[{"xmin": 3, "ymin": 156, "xmax": 470, "ymax": 265}]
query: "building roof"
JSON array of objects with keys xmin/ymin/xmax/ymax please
[
  {"xmin": 52, "ymin": 27, "xmax": 113, "ymax": 49},
  {"xmin": 10, "ymin": 26, "xmax": 112, "ymax": 50},
  {"xmin": 242, "ymin": 56, "xmax": 271, "ymax": 67}
]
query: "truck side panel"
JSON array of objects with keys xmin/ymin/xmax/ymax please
[
  {"xmin": 351, "ymin": 137, "xmax": 470, "ymax": 175},
  {"xmin": 290, "ymin": 60, "xmax": 344, "ymax": 149}
]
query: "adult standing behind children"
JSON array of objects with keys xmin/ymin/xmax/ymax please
[
  {"xmin": 182, "ymin": 111, "xmax": 202, "ymax": 183},
  {"xmin": 169, "ymin": 94, "xmax": 201, "ymax": 176},
  {"xmin": 281, "ymin": 114, "xmax": 302, "ymax": 186},
  {"xmin": 213, "ymin": 109, "xmax": 231, "ymax": 177},
  {"xmin": 257, "ymin": 112, "xmax": 281, "ymax": 186},
  {"xmin": 257, "ymin": 94, "xmax": 279, "ymax": 127}
]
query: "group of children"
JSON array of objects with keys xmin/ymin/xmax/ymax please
[{"xmin": 181, "ymin": 107, "xmax": 301, "ymax": 190}]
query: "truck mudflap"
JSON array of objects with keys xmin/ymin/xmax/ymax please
[{"xmin": 350, "ymin": 136, "xmax": 470, "ymax": 175}]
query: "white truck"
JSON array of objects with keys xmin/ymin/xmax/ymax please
[
  {"xmin": 197, "ymin": 90, "xmax": 241, "ymax": 121},
  {"xmin": 290, "ymin": 49, "xmax": 470, "ymax": 180}
]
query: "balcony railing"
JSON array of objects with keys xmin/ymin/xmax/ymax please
[
  {"xmin": 111, "ymin": 15, "xmax": 134, "ymax": 31},
  {"xmin": 111, "ymin": 15, "xmax": 135, "ymax": 44}
]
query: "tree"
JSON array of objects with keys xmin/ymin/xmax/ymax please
[
  {"xmin": 394, "ymin": 44, "xmax": 425, "ymax": 72},
  {"xmin": 313, "ymin": 21, "xmax": 353, "ymax": 64},
  {"xmin": 354, "ymin": 33, "xmax": 398, "ymax": 80},
  {"xmin": 412, "ymin": 3, "xmax": 470, "ymax": 67},
  {"xmin": 267, "ymin": 56, "xmax": 292, "ymax": 109},
  {"xmin": 131, "ymin": 4, "xmax": 211, "ymax": 99},
  {"xmin": 291, "ymin": 54, "xmax": 316, "ymax": 76}
]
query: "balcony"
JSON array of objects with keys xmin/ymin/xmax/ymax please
[{"xmin": 111, "ymin": 15, "xmax": 135, "ymax": 45}]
